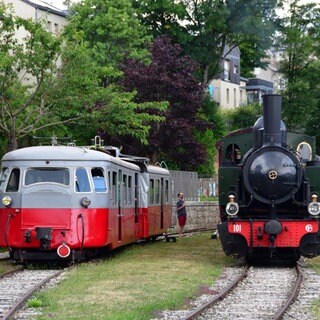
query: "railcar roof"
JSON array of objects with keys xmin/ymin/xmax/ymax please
[
  {"xmin": 148, "ymin": 165, "xmax": 171, "ymax": 176},
  {"xmin": 1, "ymin": 146, "xmax": 139, "ymax": 170},
  {"xmin": 1, "ymin": 146, "xmax": 171, "ymax": 175}
]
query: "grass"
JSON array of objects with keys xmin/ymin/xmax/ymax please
[
  {"xmin": 28, "ymin": 232, "xmax": 233, "ymax": 320},
  {"xmin": 2, "ymin": 235, "xmax": 320, "ymax": 319},
  {"xmin": 304, "ymin": 256, "xmax": 320, "ymax": 319},
  {"xmin": 0, "ymin": 259, "xmax": 21, "ymax": 274}
]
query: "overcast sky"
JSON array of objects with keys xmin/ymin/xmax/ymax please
[
  {"xmin": 51, "ymin": 0, "xmax": 319, "ymax": 11},
  {"xmin": 49, "ymin": 1, "xmax": 78, "ymax": 10}
]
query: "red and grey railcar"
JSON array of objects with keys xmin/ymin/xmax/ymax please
[
  {"xmin": 217, "ymin": 94, "xmax": 320, "ymax": 263},
  {"xmin": 0, "ymin": 138, "xmax": 172, "ymax": 262}
]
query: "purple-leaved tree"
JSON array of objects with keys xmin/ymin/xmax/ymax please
[{"xmin": 115, "ymin": 35, "xmax": 210, "ymax": 170}]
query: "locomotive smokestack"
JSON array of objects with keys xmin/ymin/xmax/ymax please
[{"xmin": 263, "ymin": 94, "xmax": 282, "ymax": 145}]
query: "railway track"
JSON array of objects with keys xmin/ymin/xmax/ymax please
[
  {"xmin": 155, "ymin": 264, "xmax": 305, "ymax": 320},
  {"xmin": 0, "ymin": 268, "xmax": 64, "ymax": 320}
]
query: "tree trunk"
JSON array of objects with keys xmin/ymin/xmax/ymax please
[{"xmin": 7, "ymin": 133, "xmax": 18, "ymax": 152}]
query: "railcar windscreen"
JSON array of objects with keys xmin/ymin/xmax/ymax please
[
  {"xmin": 25, "ymin": 168, "xmax": 70, "ymax": 186},
  {"xmin": 0, "ymin": 167, "xmax": 9, "ymax": 190}
]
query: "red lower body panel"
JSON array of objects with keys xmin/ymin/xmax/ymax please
[{"xmin": 228, "ymin": 220, "xmax": 319, "ymax": 247}]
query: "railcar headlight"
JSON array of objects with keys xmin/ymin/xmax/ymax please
[
  {"xmin": 81, "ymin": 196, "xmax": 91, "ymax": 208},
  {"xmin": 226, "ymin": 194, "xmax": 239, "ymax": 216},
  {"xmin": 2, "ymin": 196, "xmax": 12, "ymax": 207},
  {"xmin": 308, "ymin": 194, "xmax": 320, "ymax": 216}
]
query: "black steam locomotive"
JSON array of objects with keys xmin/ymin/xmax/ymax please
[{"xmin": 217, "ymin": 94, "xmax": 320, "ymax": 263}]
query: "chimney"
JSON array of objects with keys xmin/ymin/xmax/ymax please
[{"xmin": 263, "ymin": 94, "xmax": 282, "ymax": 146}]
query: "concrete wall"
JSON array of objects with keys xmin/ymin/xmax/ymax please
[{"xmin": 170, "ymin": 201, "xmax": 220, "ymax": 232}]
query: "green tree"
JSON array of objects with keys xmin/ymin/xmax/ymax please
[
  {"xmin": 133, "ymin": 0, "xmax": 279, "ymax": 86},
  {"xmin": 222, "ymin": 103, "xmax": 262, "ymax": 132},
  {"xmin": 118, "ymin": 36, "xmax": 208, "ymax": 170},
  {"xmin": 66, "ymin": 0, "xmax": 151, "ymax": 86},
  {"xmin": 0, "ymin": 2, "xmax": 62, "ymax": 151},
  {"xmin": 61, "ymin": 0, "xmax": 168, "ymax": 146},
  {"xmin": 276, "ymin": 0, "xmax": 320, "ymax": 152}
]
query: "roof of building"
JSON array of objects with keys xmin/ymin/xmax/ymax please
[{"xmin": 21, "ymin": 0, "xmax": 68, "ymax": 17}]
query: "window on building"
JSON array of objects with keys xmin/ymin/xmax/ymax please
[
  {"xmin": 47, "ymin": 21, "xmax": 52, "ymax": 32},
  {"xmin": 224, "ymin": 60, "xmax": 230, "ymax": 80},
  {"xmin": 226, "ymin": 88, "xmax": 230, "ymax": 104},
  {"xmin": 54, "ymin": 23, "xmax": 59, "ymax": 35}
]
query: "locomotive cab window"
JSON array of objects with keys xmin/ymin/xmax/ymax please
[
  {"xmin": 91, "ymin": 167, "xmax": 107, "ymax": 192},
  {"xmin": 225, "ymin": 144, "xmax": 242, "ymax": 163},
  {"xmin": 25, "ymin": 168, "xmax": 70, "ymax": 186}
]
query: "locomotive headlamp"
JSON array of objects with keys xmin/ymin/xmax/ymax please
[
  {"xmin": 2, "ymin": 196, "xmax": 12, "ymax": 207},
  {"xmin": 81, "ymin": 197, "xmax": 91, "ymax": 208},
  {"xmin": 226, "ymin": 195, "xmax": 239, "ymax": 216},
  {"xmin": 308, "ymin": 194, "xmax": 320, "ymax": 216}
]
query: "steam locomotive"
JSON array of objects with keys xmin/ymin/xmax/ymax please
[
  {"xmin": 217, "ymin": 94, "xmax": 320, "ymax": 263},
  {"xmin": 0, "ymin": 137, "xmax": 172, "ymax": 263}
]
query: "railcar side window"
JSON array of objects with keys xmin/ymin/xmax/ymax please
[
  {"xmin": 149, "ymin": 179, "xmax": 154, "ymax": 204},
  {"xmin": 128, "ymin": 176, "xmax": 132, "ymax": 204},
  {"xmin": 155, "ymin": 179, "xmax": 160, "ymax": 204},
  {"xmin": 91, "ymin": 167, "xmax": 107, "ymax": 192},
  {"xmin": 111, "ymin": 171, "xmax": 117, "ymax": 203},
  {"xmin": 165, "ymin": 180, "xmax": 169, "ymax": 203},
  {"xmin": 122, "ymin": 174, "xmax": 128, "ymax": 204},
  {"xmin": 75, "ymin": 168, "xmax": 91, "ymax": 192},
  {"xmin": 25, "ymin": 168, "xmax": 70, "ymax": 186},
  {"xmin": 6, "ymin": 168, "xmax": 20, "ymax": 192}
]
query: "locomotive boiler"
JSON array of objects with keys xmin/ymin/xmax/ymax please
[{"xmin": 217, "ymin": 94, "xmax": 320, "ymax": 263}]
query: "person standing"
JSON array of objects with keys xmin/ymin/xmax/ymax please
[{"xmin": 176, "ymin": 192, "xmax": 187, "ymax": 237}]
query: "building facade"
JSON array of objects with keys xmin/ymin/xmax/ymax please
[
  {"xmin": 208, "ymin": 47, "xmax": 282, "ymax": 108},
  {"xmin": 208, "ymin": 46, "xmax": 248, "ymax": 109},
  {"xmin": 4, "ymin": 0, "xmax": 67, "ymax": 38}
]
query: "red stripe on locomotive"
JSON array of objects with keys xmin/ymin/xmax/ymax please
[{"xmin": 228, "ymin": 220, "xmax": 319, "ymax": 247}]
